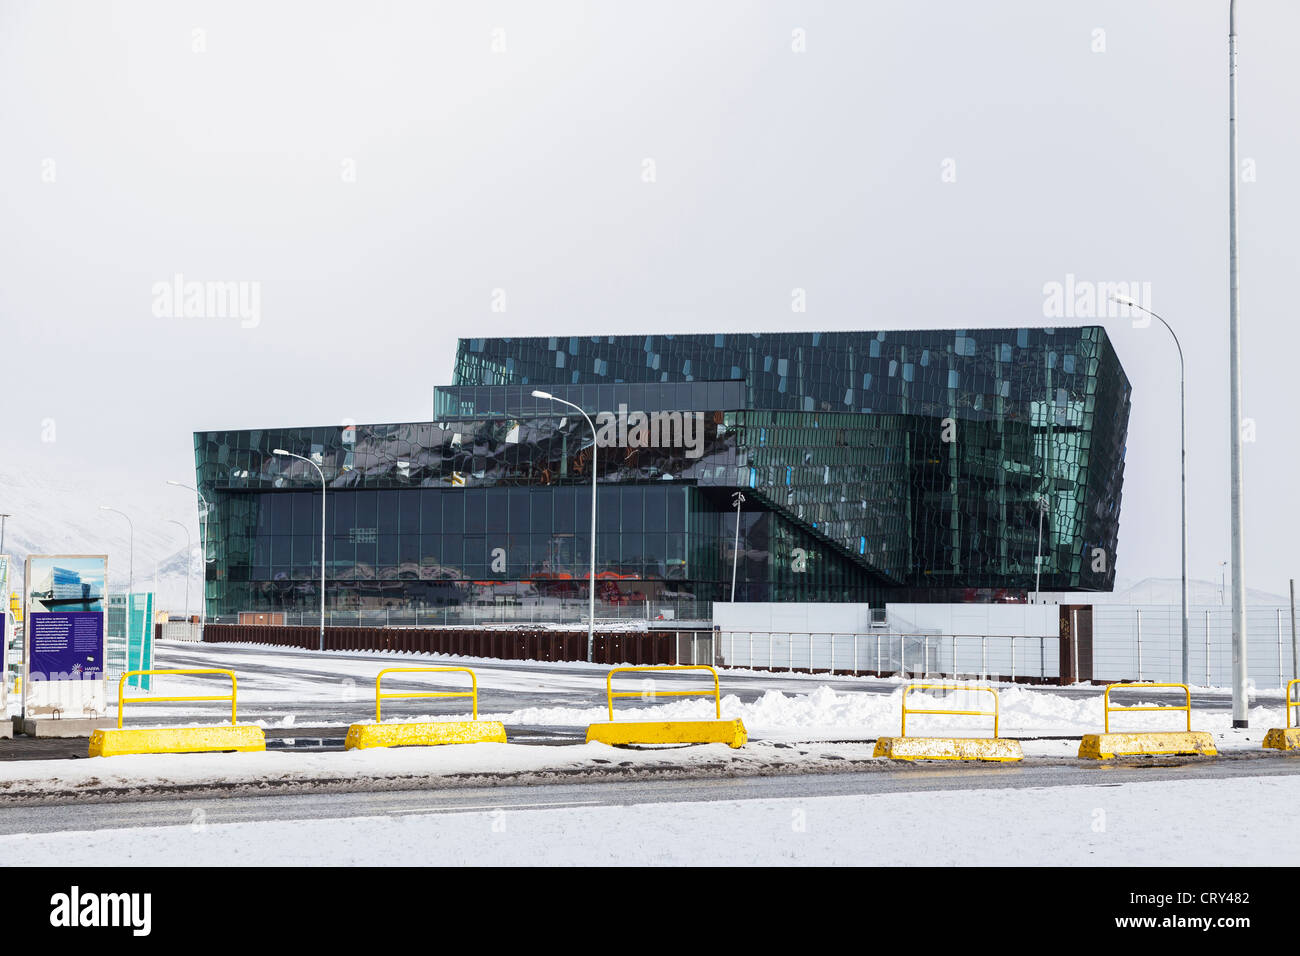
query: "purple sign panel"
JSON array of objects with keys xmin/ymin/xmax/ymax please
[{"xmin": 29, "ymin": 611, "xmax": 105, "ymax": 681}]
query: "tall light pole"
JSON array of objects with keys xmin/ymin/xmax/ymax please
[
  {"xmin": 98, "ymin": 506, "xmax": 133, "ymax": 594},
  {"xmin": 730, "ymin": 492, "xmax": 745, "ymax": 602},
  {"xmin": 168, "ymin": 480, "xmax": 210, "ymax": 635},
  {"xmin": 1112, "ymin": 295, "xmax": 1189, "ymax": 686},
  {"xmin": 1033, "ymin": 495, "xmax": 1048, "ymax": 602},
  {"xmin": 167, "ymin": 519, "xmax": 192, "ymax": 623},
  {"xmin": 273, "ymin": 449, "xmax": 326, "ymax": 652},
  {"xmin": 1227, "ymin": 0, "xmax": 1248, "ymax": 728},
  {"xmin": 532, "ymin": 391, "xmax": 597, "ymax": 663}
]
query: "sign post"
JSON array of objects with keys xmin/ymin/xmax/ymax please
[
  {"xmin": 23, "ymin": 555, "xmax": 109, "ymax": 723},
  {"xmin": 126, "ymin": 592, "xmax": 154, "ymax": 691}
]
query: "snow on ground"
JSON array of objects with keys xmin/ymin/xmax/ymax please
[
  {"xmin": 0, "ymin": 640, "xmax": 1287, "ymax": 802},
  {"xmin": 105, "ymin": 641, "xmax": 1290, "ymax": 749},
  {"xmin": 0, "ymin": 774, "xmax": 1293, "ymax": 865},
  {"xmin": 493, "ymin": 684, "xmax": 1289, "ymax": 744},
  {"xmin": 113, "ymin": 641, "xmax": 628, "ymax": 710},
  {"xmin": 0, "ymin": 741, "xmax": 878, "ymax": 796}
]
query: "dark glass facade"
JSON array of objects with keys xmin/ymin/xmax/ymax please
[{"xmin": 193, "ymin": 327, "xmax": 1130, "ymax": 617}]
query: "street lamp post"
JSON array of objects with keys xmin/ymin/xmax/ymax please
[
  {"xmin": 98, "ymin": 506, "xmax": 133, "ymax": 594},
  {"xmin": 167, "ymin": 480, "xmax": 210, "ymax": 636},
  {"xmin": 1112, "ymin": 295, "xmax": 1189, "ymax": 686},
  {"xmin": 273, "ymin": 450, "xmax": 327, "ymax": 653},
  {"xmin": 1227, "ymin": 0, "xmax": 1248, "ymax": 728},
  {"xmin": 730, "ymin": 492, "xmax": 746, "ymax": 602},
  {"xmin": 532, "ymin": 391, "xmax": 597, "ymax": 663},
  {"xmin": 167, "ymin": 519, "xmax": 192, "ymax": 623},
  {"xmin": 1033, "ymin": 495, "xmax": 1048, "ymax": 602}
]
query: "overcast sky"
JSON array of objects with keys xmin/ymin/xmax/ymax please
[{"xmin": 1, "ymin": 0, "xmax": 1297, "ymax": 597}]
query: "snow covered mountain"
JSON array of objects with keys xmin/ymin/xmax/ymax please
[
  {"xmin": 0, "ymin": 463, "xmax": 202, "ymax": 614},
  {"xmin": 1098, "ymin": 576, "xmax": 1288, "ymax": 606}
]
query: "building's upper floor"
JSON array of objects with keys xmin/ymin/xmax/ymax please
[{"xmin": 447, "ymin": 327, "xmax": 1131, "ymax": 426}]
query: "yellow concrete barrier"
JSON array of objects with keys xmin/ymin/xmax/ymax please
[
  {"xmin": 875, "ymin": 736, "xmax": 1023, "ymax": 761},
  {"xmin": 345, "ymin": 667, "xmax": 505, "ymax": 749},
  {"xmin": 1079, "ymin": 730, "xmax": 1217, "ymax": 759},
  {"xmin": 873, "ymin": 684, "xmax": 1023, "ymax": 762},
  {"xmin": 90, "ymin": 669, "xmax": 266, "ymax": 757},
  {"xmin": 345, "ymin": 720, "xmax": 506, "ymax": 749},
  {"xmin": 90, "ymin": 725, "xmax": 265, "ymax": 757},
  {"xmin": 1263, "ymin": 679, "xmax": 1300, "ymax": 752},
  {"xmin": 585, "ymin": 665, "xmax": 747, "ymax": 748},
  {"xmin": 1078, "ymin": 683, "xmax": 1217, "ymax": 759},
  {"xmin": 1263, "ymin": 728, "xmax": 1300, "ymax": 751},
  {"xmin": 587, "ymin": 719, "xmax": 748, "ymax": 748}
]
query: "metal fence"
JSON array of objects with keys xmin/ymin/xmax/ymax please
[
  {"xmin": 211, "ymin": 600, "xmax": 712, "ymax": 629},
  {"xmin": 716, "ymin": 631, "xmax": 1061, "ymax": 682},
  {"xmin": 105, "ymin": 595, "xmax": 127, "ymax": 682},
  {"xmin": 1092, "ymin": 604, "xmax": 1299, "ymax": 689},
  {"xmin": 202, "ymin": 623, "xmax": 683, "ymax": 665},
  {"xmin": 677, "ymin": 631, "xmax": 715, "ymax": 666},
  {"xmin": 159, "ymin": 621, "xmax": 204, "ymax": 642}
]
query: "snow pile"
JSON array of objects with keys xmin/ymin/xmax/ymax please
[
  {"xmin": 493, "ymin": 683, "xmax": 1288, "ymax": 740},
  {"xmin": 0, "ymin": 740, "xmax": 879, "ymax": 798}
]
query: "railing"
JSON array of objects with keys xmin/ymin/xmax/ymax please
[
  {"xmin": 374, "ymin": 667, "xmax": 480, "ymax": 721},
  {"xmin": 204, "ymin": 623, "xmax": 680, "ymax": 665},
  {"xmin": 1286, "ymin": 679, "xmax": 1300, "ymax": 730},
  {"xmin": 677, "ymin": 632, "xmax": 715, "ymax": 666},
  {"xmin": 210, "ymin": 600, "xmax": 713, "ymax": 629},
  {"xmin": 899, "ymin": 684, "xmax": 1002, "ymax": 739},
  {"xmin": 605, "ymin": 665, "xmax": 722, "ymax": 721},
  {"xmin": 716, "ymin": 630, "xmax": 1060, "ymax": 683},
  {"xmin": 159, "ymin": 622, "xmax": 204, "ymax": 642},
  {"xmin": 1092, "ymin": 604, "xmax": 1299, "ymax": 690},
  {"xmin": 116, "ymin": 669, "xmax": 239, "ymax": 728},
  {"xmin": 1102, "ymin": 682, "xmax": 1192, "ymax": 733}
]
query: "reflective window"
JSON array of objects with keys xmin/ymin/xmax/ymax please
[
  {"xmin": 464, "ymin": 489, "xmax": 487, "ymax": 534},
  {"xmin": 442, "ymin": 493, "xmax": 464, "ymax": 534}
]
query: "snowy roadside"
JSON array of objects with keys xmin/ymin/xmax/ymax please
[
  {"xmin": 82, "ymin": 680, "xmax": 1292, "ymax": 749},
  {"xmin": 0, "ymin": 728, "xmax": 1285, "ymax": 804},
  {"xmin": 4, "ymin": 642, "xmax": 1290, "ymax": 801},
  {"xmin": 4, "ymin": 774, "xmax": 1295, "ymax": 866},
  {"xmin": 485, "ymin": 685, "xmax": 1291, "ymax": 744},
  {"xmin": 0, "ymin": 740, "xmax": 881, "ymax": 801}
]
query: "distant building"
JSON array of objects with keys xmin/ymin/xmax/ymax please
[
  {"xmin": 192, "ymin": 327, "xmax": 1130, "ymax": 617},
  {"xmin": 34, "ymin": 566, "xmax": 85, "ymax": 600}
]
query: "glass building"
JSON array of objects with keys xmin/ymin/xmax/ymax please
[{"xmin": 192, "ymin": 328, "xmax": 1130, "ymax": 618}]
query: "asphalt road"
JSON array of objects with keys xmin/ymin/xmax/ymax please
[{"xmin": 1, "ymin": 756, "xmax": 1297, "ymax": 835}]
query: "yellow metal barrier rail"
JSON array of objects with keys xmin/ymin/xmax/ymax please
[
  {"xmin": 587, "ymin": 665, "xmax": 746, "ymax": 748},
  {"xmin": 605, "ymin": 665, "xmax": 721, "ymax": 721},
  {"xmin": 117, "ymin": 669, "xmax": 239, "ymax": 728},
  {"xmin": 375, "ymin": 667, "xmax": 479, "ymax": 722},
  {"xmin": 900, "ymin": 684, "xmax": 1001, "ymax": 738},
  {"xmin": 1261, "ymin": 679, "xmax": 1300, "ymax": 752},
  {"xmin": 1102, "ymin": 682, "xmax": 1191, "ymax": 733}
]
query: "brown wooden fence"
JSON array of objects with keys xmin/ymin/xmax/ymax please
[{"xmin": 201, "ymin": 623, "xmax": 683, "ymax": 665}]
